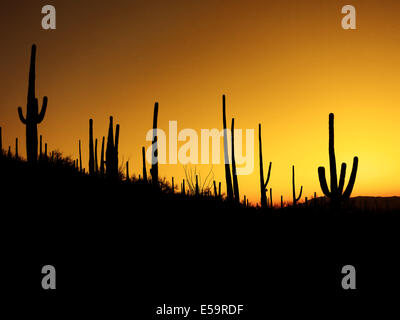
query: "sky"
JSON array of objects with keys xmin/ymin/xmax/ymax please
[{"xmin": 1, "ymin": 0, "xmax": 400, "ymax": 205}]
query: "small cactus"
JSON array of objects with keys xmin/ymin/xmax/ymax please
[
  {"xmin": 231, "ymin": 118, "xmax": 240, "ymax": 204},
  {"xmin": 100, "ymin": 136, "xmax": 105, "ymax": 176},
  {"xmin": 292, "ymin": 165, "xmax": 303, "ymax": 207},
  {"xmin": 150, "ymin": 102, "xmax": 159, "ymax": 185},
  {"xmin": 89, "ymin": 119, "xmax": 95, "ymax": 175},
  {"xmin": 259, "ymin": 124, "xmax": 272, "ymax": 208},
  {"xmin": 142, "ymin": 146, "xmax": 147, "ymax": 182},
  {"xmin": 222, "ymin": 95, "xmax": 233, "ymax": 201},
  {"xmin": 105, "ymin": 116, "xmax": 119, "ymax": 179}
]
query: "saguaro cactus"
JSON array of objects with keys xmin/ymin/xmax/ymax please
[
  {"xmin": 100, "ymin": 136, "xmax": 105, "ymax": 175},
  {"xmin": 150, "ymin": 102, "xmax": 159, "ymax": 185},
  {"xmin": 231, "ymin": 118, "xmax": 240, "ymax": 204},
  {"xmin": 79, "ymin": 140, "xmax": 82, "ymax": 172},
  {"xmin": 318, "ymin": 113, "xmax": 359, "ymax": 208},
  {"xmin": 259, "ymin": 124, "xmax": 272, "ymax": 208},
  {"xmin": 105, "ymin": 116, "xmax": 120, "ymax": 178},
  {"xmin": 95, "ymin": 138, "xmax": 98, "ymax": 173},
  {"xmin": 89, "ymin": 119, "xmax": 95, "ymax": 175},
  {"xmin": 18, "ymin": 44, "xmax": 48, "ymax": 163},
  {"xmin": 142, "ymin": 146, "xmax": 147, "ymax": 182},
  {"xmin": 222, "ymin": 95, "xmax": 233, "ymax": 201},
  {"xmin": 292, "ymin": 165, "xmax": 303, "ymax": 207}
]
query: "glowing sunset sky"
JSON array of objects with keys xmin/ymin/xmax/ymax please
[{"xmin": 1, "ymin": 0, "xmax": 400, "ymax": 205}]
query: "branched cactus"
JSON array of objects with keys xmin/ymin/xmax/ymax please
[
  {"xmin": 150, "ymin": 102, "xmax": 159, "ymax": 185},
  {"xmin": 222, "ymin": 95, "xmax": 233, "ymax": 201},
  {"xmin": 318, "ymin": 113, "xmax": 359, "ymax": 208},
  {"xmin": 259, "ymin": 124, "xmax": 272, "ymax": 208},
  {"xmin": 17, "ymin": 44, "xmax": 48, "ymax": 163},
  {"xmin": 231, "ymin": 118, "xmax": 240, "ymax": 204},
  {"xmin": 292, "ymin": 165, "xmax": 303, "ymax": 207},
  {"xmin": 105, "ymin": 116, "xmax": 119, "ymax": 179}
]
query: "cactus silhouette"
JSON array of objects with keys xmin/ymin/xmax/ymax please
[
  {"xmin": 222, "ymin": 95, "xmax": 233, "ymax": 201},
  {"xmin": 79, "ymin": 140, "xmax": 82, "ymax": 172},
  {"xmin": 142, "ymin": 146, "xmax": 147, "ymax": 182},
  {"xmin": 17, "ymin": 45, "xmax": 48, "ymax": 163},
  {"xmin": 292, "ymin": 165, "xmax": 303, "ymax": 207},
  {"xmin": 150, "ymin": 102, "xmax": 159, "ymax": 185},
  {"xmin": 89, "ymin": 119, "xmax": 95, "ymax": 175},
  {"xmin": 213, "ymin": 180, "xmax": 217, "ymax": 197},
  {"xmin": 231, "ymin": 118, "xmax": 240, "ymax": 204},
  {"xmin": 95, "ymin": 138, "xmax": 98, "ymax": 173},
  {"xmin": 126, "ymin": 161, "xmax": 130, "ymax": 182},
  {"xmin": 258, "ymin": 124, "xmax": 272, "ymax": 208},
  {"xmin": 318, "ymin": 113, "xmax": 359, "ymax": 208},
  {"xmin": 105, "ymin": 116, "xmax": 119, "ymax": 179},
  {"xmin": 100, "ymin": 136, "xmax": 105, "ymax": 175}
]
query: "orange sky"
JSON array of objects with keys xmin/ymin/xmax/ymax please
[{"xmin": 1, "ymin": 0, "xmax": 400, "ymax": 205}]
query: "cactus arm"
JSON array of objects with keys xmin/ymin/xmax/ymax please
[
  {"xmin": 296, "ymin": 186, "xmax": 303, "ymax": 202},
  {"xmin": 343, "ymin": 156, "xmax": 359, "ymax": 198},
  {"xmin": 18, "ymin": 107, "xmax": 27, "ymax": 124},
  {"xmin": 36, "ymin": 96, "xmax": 48, "ymax": 123},
  {"xmin": 337, "ymin": 163, "xmax": 347, "ymax": 195},
  {"xmin": 318, "ymin": 167, "xmax": 331, "ymax": 197},
  {"xmin": 264, "ymin": 162, "xmax": 272, "ymax": 190}
]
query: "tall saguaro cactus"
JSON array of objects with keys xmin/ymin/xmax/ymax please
[
  {"xmin": 318, "ymin": 113, "xmax": 359, "ymax": 208},
  {"xmin": 18, "ymin": 44, "xmax": 48, "ymax": 163},
  {"xmin": 105, "ymin": 116, "xmax": 120, "ymax": 178},
  {"xmin": 259, "ymin": 124, "xmax": 272, "ymax": 208},
  {"xmin": 292, "ymin": 165, "xmax": 303, "ymax": 207},
  {"xmin": 231, "ymin": 118, "xmax": 240, "ymax": 204},
  {"xmin": 222, "ymin": 95, "xmax": 233, "ymax": 201},
  {"xmin": 150, "ymin": 102, "xmax": 159, "ymax": 185}
]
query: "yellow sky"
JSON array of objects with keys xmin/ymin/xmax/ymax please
[{"xmin": 1, "ymin": 0, "xmax": 400, "ymax": 205}]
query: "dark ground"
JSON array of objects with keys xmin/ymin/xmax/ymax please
[{"xmin": 1, "ymin": 154, "xmax": 399, "ymax": 317}]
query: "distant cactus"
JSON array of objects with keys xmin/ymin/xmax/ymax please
[
  {"xmin": 213, "ymin": 180, "xmax": 217, "ymax": 197},
  {"xmin": 79, "ymin": 140, "xmax": 82, "ymax": 172},
  {"xmin": 182, "ymin": 179, "xmax": 185, "ymax": 195},
  {"xmin": 89, "ymin": 119, "xmax": 95, "ymax": 175},
  {"xmin": 281, "ymin": 195, "xmax": 283, "ymax": 209},
  {"xmin": 231, "ymin": 118, "xmax": 240, "ymax": 204},
  {"xmin": 259, "ymin": 124, "xmax": 272, "ymax": 208},
  {"xmin": 150, "ymin": 102, "xmax": 159, "ymax": 185},
  {"xmin": 100, "ymin": 136, "xmax": 105, "ymax": 175},
  {"xmin": 292, "ymin": 165, "xmax": 303, "ymax": 207},
  {"xmin": 172, "ymin": 177, "xmax": 175, "ymax": 193},
  {"xmin": 105, "ymin": 116, "xmax": 119, "ymax": 179},
  {"xmin": 270, "ymin": 188, "xmax": 272, "ymax": 208},
  {"xmin": 95, "ymin": 138, "xmax": 98, "ymax": 173},
  {"xmin": 222, "ymin": 95, "xmax": 233, "ymax": 201},
  {"xmin": 195, "ymin": 175, "xmax": 199, "ymax": 196},
  {"xmin": 318, "ymin": 113, "xmax": 359, "ymax": 209},
  {"xmin": 17, "ymin": 45, "xmax": 48, "ymax": 163},
  {"xmin": 126, "ymin": 161, "xmax": 130, "ymax": 182},
  {"xmin": 142, "ymin": 146, "xmax": 147, "ymax": 182}
]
